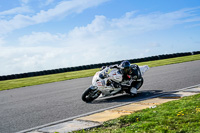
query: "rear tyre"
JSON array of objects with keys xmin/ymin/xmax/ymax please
[
  {"xmin": 135, "ymin": 77, "xmax": 144, "ymax": 90},
  {"xmin": 82, "ymin": 87, "xmax": 100, "ymax": 103}
]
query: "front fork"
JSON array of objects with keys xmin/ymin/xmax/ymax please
[{"xmin": 90, "ymin": 86, "xmax": 101, "ymax": 98}]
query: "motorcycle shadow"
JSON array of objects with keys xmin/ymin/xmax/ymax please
[{"xmin": 90, "ymin": 90, "xmax": 164, "ymax": 104}]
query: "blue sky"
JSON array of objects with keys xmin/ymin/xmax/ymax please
[{"xmin": 0, "ymin": 0, "xmax": 200, "ymax": 75}]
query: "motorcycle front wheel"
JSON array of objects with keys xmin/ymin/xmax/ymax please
[{"xmin": 82, "ymin": 87, "xmax": 101, "ymax": 103}]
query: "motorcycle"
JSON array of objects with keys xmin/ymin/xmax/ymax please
[{"xmin": 82, "ymin": 64, "xmax": 149, "ymax": 102}]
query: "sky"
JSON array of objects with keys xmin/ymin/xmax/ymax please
[{"xmin": 0, "ymin": 0, "xmax": 200, "ymax": 76}]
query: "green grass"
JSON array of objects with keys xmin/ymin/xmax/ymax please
[
  {"xmin": 76, "ymin": 94, "xmax": 200, "ymax": 133},
  {"xmin": 0, "ymin": 54, "xmax": 200, "ymax": 91}
]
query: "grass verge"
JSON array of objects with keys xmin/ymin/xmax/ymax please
[
  {"xmin": 0, "ymin": 54, "xmax": 200, "ymax": 91},
  {"xmin": 76, "ymin": 93, "xmax": 200, "ymax": 133}
]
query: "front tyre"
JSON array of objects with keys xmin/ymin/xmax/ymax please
[{"xmin": 82, "ymin": 87, "xmax": 101, "ymax": 103}]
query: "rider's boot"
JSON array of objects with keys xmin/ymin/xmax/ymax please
[{"xmin": 130, "ymin": 87, "xmax": 137, "ymax": 96}]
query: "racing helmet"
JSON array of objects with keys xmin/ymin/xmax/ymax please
[{"xmin": 119, "ymin": 60, "xmax": 131, "ymax": 74}]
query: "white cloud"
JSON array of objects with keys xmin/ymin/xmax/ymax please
[
  {"xmin": 32, "ymin": 0, "xmax": 109, "ymax": 23},
  {"xmin": 0, "ymin": 6, "xmax": 32, "ymax": 16},
  {"xmin": 0, "ymin": 46, "xmax": 59, "ymax": 75},
  {"xmin": 19, "ymin": 32, "xmax": 67, "ymax": 46},
  {"xmin": 1, "ymin": 7, "xmax": 200, "ymax": 75},
  {"xmin": 0, "ymin": 37, "xmax": 5, "ymax": 46},
  {"xmin": 0, "ymin": 44, "xmax": 148, "ymax": 75},
  {"xmin": 20, "ymin": 0, "xmax": 30, "ymax": 5},
  {"xmin": 67, "ymin": 8, "xmax": 200, "ymax": 46},
  {"xmin": 0, "ymin": 0, "xmax": 109, "ymax": 35},
  {"xmin": 149, "ymin": 42, "xmax": 161, "ymax": 47},
  {"xmin": 0, "ymin": 15, "xmax": 34, "ymax": 35},
  {"xmin": 44, "ymin": 0, "xmax": 55, "ymax": 6},
  {"xmin": 110, "ymin": 8, "xmax": 200, "ymax": 36}
]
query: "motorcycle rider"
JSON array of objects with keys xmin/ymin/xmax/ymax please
[
  {"xmin": 118, "ymin": 60, "xmax": 138, "ymax": 95},
  {"xmin": 100, "ymin": 60, "xmax": 138, "ymax": 96}
]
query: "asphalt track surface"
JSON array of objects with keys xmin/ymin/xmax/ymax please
[{"xmin": 0, "ymin": 60, "xmax": 200, "ymax": 133}]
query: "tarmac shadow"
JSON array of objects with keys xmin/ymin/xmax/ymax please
[{"xmin": 91, "ymin": 90, "xmax": 164, "ymax": 104}]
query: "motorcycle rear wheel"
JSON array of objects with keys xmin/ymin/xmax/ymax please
[{"xmin": 82, "ymin": 87, "xmax": 100, "ymax": 103}]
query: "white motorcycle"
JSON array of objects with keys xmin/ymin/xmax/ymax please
[{"xmin": 82, "ymin": 64, "xmax": 149, "ymax": 103}]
